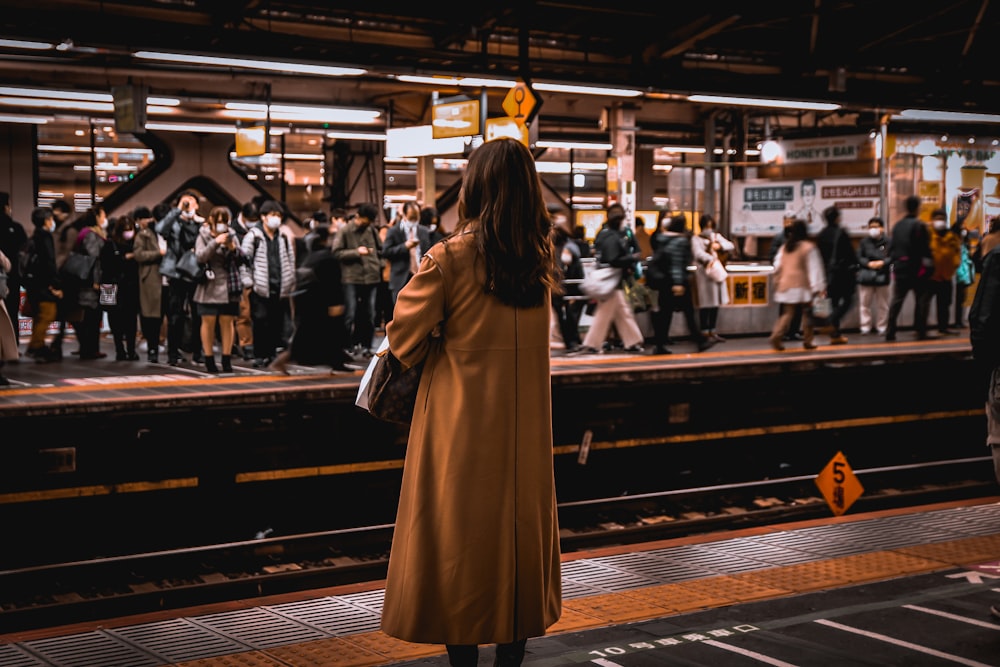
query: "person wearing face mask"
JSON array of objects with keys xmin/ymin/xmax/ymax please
[
  {"xmin": 927, "ymin": 208, "xmax": 962, "ymax": 336},
  {"xmin": 23, "ymin": 207, "xmax": 64, "ymax": 362},
  {"xmin": 855, "ymin": 217, "xmax": 892, "ymax": 335},
  {"xmin": 383, "ymin": 201, "xmax": 432, "ymax": 319},
  {"xmin": 194, "ymin": 206, "xmax": 246, "ymax": 373},
  {"xmin": 98, "ymin": 215, "xmax": 140, "ymax": 361},
  {"xmin": 64, "ymin": 206, "xmax": 109, "ymax": 360},
  {"xmin": 420, "ymin": 205, "xmax": 445, "ymax": 246},
  {"xmin": 156, "ymin": 192, "xmax": 205, "ymax": 366},
  {"xmin": 241, "ymin": 199, "xmax": 297, "ymax": 368},
  {"xmin": 331, "ymin": 201, "xmax": 384, "ymax": 358}
]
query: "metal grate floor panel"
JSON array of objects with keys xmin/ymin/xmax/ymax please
[
  {"xmin": 190, "ymin": 607, "xmax": 326, "ymax": 649},
  {"xmin": 109, "ymin": 618, "xmax": 248, "ymax": 663},
  {"xmin": 2, "ymin": 503, "xmax": 997, "ymax": 667},
  {"xmin": 267, "ymin": 597, "xmax": 381, "ymax": 636}
]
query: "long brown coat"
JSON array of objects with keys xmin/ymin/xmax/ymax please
[
  {"xmin": 380, "ymin": 232, "xmax": 562, "ymax": 645},
  {"xmin": 0, "ymin": 250, "xmax": 18, "ymax": 361}
]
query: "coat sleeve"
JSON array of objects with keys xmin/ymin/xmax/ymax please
[
  {"xmin": 385, "ymin": 253, "xmax": 446, "ymax": 371},
  {"xmin": 807, "ymin": 246, "xmax": 827, "ymax": 294}
]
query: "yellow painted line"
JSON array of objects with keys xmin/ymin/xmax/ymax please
[
  {"xmin": 552, "ymin": 409, "xmax": 982, "ymax": 455},
  {"xmin": 235, "ymin": 458, "xmax": 405, "ymax": 483},
  {"xmin": 0, "ymin": 477, "xmax": 199, "ymax": 505}
]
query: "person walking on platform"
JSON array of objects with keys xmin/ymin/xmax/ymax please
[
  {"xmin": 770, "ymin": 213, "xmax": 803, "ymax": 341},
  {"xmin": 646, "ymin": 212, "xmax": 715, "ymax": 355},
  {"xmin": 965, "ymin": 237, "xmax": 1000, "ymax": 621},
  {"xmin": 815, "ymin": 205, "xmax": 857, "ymax": 345},
  {"xmin": 572, "ymin": 203, "xmax": 645, "ymax": 355},
  {"xmin": 380, "ymin": 137, "xmax": 562, "ymax": 667},
  {"xmin": 769, "ymin": 218, "xmax": 825, "ymax": 351},
  {"xmin": 856, "ymin": 217, "xmax": 892, "ymax": 335},
  {"xmin": 0, "ymin": 248, "xmax": 19, "ymax": 384},
  {"xmin": 886, "ymin": 194, "xmax": 933, "ymax": 341},
  {"xmin": 22, "ymin": 207, "xmax": 63, "ymax": 362},
  {"xmin": 928, "ymin": 207, "xmax": 962, "ymax": 336}
]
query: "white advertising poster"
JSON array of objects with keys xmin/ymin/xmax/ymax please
[{"xmin": 731, "ymin": 177, "xmax": 881, "ymax": 237}]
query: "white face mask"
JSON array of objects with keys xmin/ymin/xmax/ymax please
[
  {"xmin": 265, "ymin": 216, "xmax": 281, "ymax": 230},
  {"xmin": 45, "ymin": 220, "xmax": 56, "ymax": 233},
  {"xmin": 215, "ymin": 223, "xmax": 229, "ymax": 234},
  {"xmin": 123, "ymin": 230, "xmax": 135, "ymax": 240},
  {"xmin": 868, "ymin": 227, "xmax": 881, "ymax": 238},
  {"xmin": 933, "ymin": 220, "xmax": 947, "ymax": 231}
]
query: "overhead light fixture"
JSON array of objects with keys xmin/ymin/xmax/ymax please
[
  {"xmin": 536, "ymin": 140, "xmax": 613, "ymax": 151},
  {"xmin": 394, "ymin": 74, "xmax": 516, "ymax": 89},
  {"xmin": 535, "ymin": 162, "xmax": 607, "ymax": 174},
  {"xmin": 223, "ymin": 102, "xmax": 380, "ymax": 124},
  {"xmin": 0, "ymin": 113, "xmax": 52, "ymax": 124},
  {"xmin": 144, "ymin": 121, "xmax": 286, "ymax": 135},
  {"xmin": 133, "ymin": 50, "xmax": 367, "ymax": 77},
  {"xmin": 0, "ymin": 97, "xmax": 113, "ymax": 112},
  {"xmin": 327, "ymin": 131, "xmax": 388, "ymax": 141},
  {"xmin": 687, "ymin": 94, "xmax": 841, "ymax": 111},
  {"xmin": 0, "ymin": 86, "xmax": 111, "ymax": 102},
  {"xmin": 893, "ymin": 109, "xmax": 1000, "ymax": 124},
  {"xmin": 533, "ymin": 82, "xmax": 643, "ymax": 98},
  {"xmin": 659, "ymin": 145, "xmax": 707, "ymax": 154},
  {"xmin": 0, "ymin": 39, "xmax": 54, "ymax": 50}
]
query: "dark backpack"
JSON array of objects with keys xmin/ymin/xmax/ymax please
[{"xmin": 18, "ymin": 238, "xmax": 37, "ymax": 287}]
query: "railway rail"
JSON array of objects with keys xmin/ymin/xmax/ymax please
[{"xmin": 2, "ymin": 454, "xmax": 994, "ymax": 634}]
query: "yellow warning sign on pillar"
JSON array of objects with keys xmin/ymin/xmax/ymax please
[
  {"xmin": 815, "ymin": 451, "xmax": 864, "ymax": 516},
  {"xmin": 502, "ymin": 81, "xmax": 541, "ymax": 126}
]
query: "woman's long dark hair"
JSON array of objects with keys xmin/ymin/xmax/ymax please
[
  {"xmin": 454, "ymin": 137, "xmax": 558, "ymax": 308},
  {"xmin": 784, "ymin": 218, "xmax": 808, "ymax": 253}
]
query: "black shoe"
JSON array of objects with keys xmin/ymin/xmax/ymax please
[
  {"xmin": 168, "ymin": 356, "xmax": 182, "ymax": 366},
  {"xmin": 242, "ymin": 347, "xmax": 254, "ymax": 361},
  {"xmin": 148, "ymin": 352, "xmax": 159, "ymax": 363},
  {"xmin": 192, "ymin": 350, "xmax": 204, "ymax": 364},
  {"xmin": 653, "ymin": 346, "xmax": 672, "ymax": 355},
  {"xmin": 623, "ymin": 344, "xmax": 645, "ymax": 353},
  {"xmin": 127, "ymin": 351, "xmax": 140, "ymax": 361},
  {"xmin": 204, "ymin": 356, "xmax": 219, "ymax": 373},
  {"xmin": 221, "ymin": 355, "xmax": 233, "ymax": 373},
  {"xmin": 0, "ymin": 375, "xmax": 10, "ymax": 386},
  {"xmin": 568, "ymin": 345, "xmax": 600, "ymax": 355},
  {"xmin": 697, "ymin": 338, "xmax": 717, "ymax": 352}
]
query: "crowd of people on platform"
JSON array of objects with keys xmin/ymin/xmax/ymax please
[
  {"xmin": 0, "ymin": 190, "xmax": 446, "ymax": 381},
  {"xmin": 0, "ymin": 187, "xmax": 989, "ymax": 385}
]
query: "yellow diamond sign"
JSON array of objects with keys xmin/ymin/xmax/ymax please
[
  {"xmin": 815, "ymin": 451, "xmax": 864, "ymax": 516},
  {"xmin": 502, "ymin": 81, "xmax": 540, "ymax": 126}
]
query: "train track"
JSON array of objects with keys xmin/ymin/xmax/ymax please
[{"xmin": 1, "ymin": 455, "xmax": 994, "ymax": 634}]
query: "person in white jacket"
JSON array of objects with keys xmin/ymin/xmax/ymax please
[
  {"xmin": 240, "ymin": 199, "xmax": 297, "ymax": 368},
  {"xmin": 691, "ymin": 214, "xmax": 736, "ymax": 342}
]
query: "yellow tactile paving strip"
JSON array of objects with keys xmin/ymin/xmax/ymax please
[{"xmin": 319, "ymin": 534, "xmax": 1000, "ymax": 666}]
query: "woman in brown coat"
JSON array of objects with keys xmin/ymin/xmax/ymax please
[
  {"xmin": 380, "ymin": 137, "xmax": 563, "ymax": 667},
  {"xmin": 0, "ymin": 249, "xmax": 19, "ymax": 385}
]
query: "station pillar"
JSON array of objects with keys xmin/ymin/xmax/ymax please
[{"xmin": 606, "ymin": 103, "xmax": 637, "ymax": 223}]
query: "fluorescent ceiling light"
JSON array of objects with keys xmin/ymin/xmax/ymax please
[
  {"xmin": 395, "ymin": 74, "xmax": 516, "ymax": 89},
  {"xmin": 39, "ymin": 144, "xmax": 153, "ymax": 155},
  {"xmin": 133, "ymin": 50, "xmax": 366, "ymax": 77},
  {"xmin": 148, "ymin": 97, "xmax": 180, "ymax": 106},
  {"xmin": 0, "ymin": 86, "xmax": 111, "ymax": 102},
  {"xmin": 536, "ymin": 140, "xmax": 613, "ymax": 151},
  {"xmin": 327, "ymin": 131, "xmax": 388, "ymax": 141},
  {"xmin": 893, "ymin": 109, "xmax": 1000, "ymax": 123},
  {"xmin": 535, "ymin": 162, "xmax": 607, "ymax": 174},
  {"xmin": 145, "ymin": 121, "xmax": 285, "ymax": 135},
  {"xmin": 0, "ymin": 113, "xmax": 51, "ymax": 124},
  {"xmin": 0, "ymin": 39, "xmax": 53, "ymax": 50},
  {"xmin": 0, "ymin": 97, "xmax": 113, "ymax": 112},
  {"xmin": 660, "ymin": 145, "xmax": 707, "ymax": 153},
  {"xmin": 534, "ymin": 82, "xmax": 643, "ymax": 98},
  {"xmin": 687, "ymin": 94, "xmax": 841, "ymax": 111},
  {"xmin": 223, "ymin": 102, "xmax": 380, "ymax": 124}
]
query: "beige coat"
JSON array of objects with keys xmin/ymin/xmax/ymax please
[
  {"xmin": 0, "ymin": 250, "xmax": 17, "ymax": 361},
  {"xmin": 380, "ymin": 232, "xmax": 562, "ymax": 645}
]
